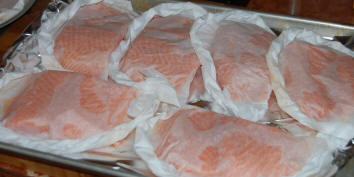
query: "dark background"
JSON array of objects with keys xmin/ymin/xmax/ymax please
[{"xmin": 206, "ymin": 0, "xmax": 250, "ymax": 6}]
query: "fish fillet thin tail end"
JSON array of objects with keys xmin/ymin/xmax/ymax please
[
  {"xmin": 290, "ymin": 134, "xmax": 339, "ymax": 177},
  {"xmin": 134, "ymin": 122, "xmax": 179, "ymax": 177},
  {"xmin": 285, "ymin": 121, "xmax": 351, "ymax": 177}
]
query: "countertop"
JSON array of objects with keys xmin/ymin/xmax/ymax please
[
  {"xmin": 247, "ymin": 0, "xmax": 354, "ymax": 25},
  {"xmin": 0, "ymin": 0, "xmax": 51, "ymax": 61}
]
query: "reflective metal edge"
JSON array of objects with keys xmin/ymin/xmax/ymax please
[
  {"xmin": 0, "ymin": 142, "xmax": 146, "ymax": 177},
  {"xmin": 131, "ymin": 0, "xmax": 354, "ymax": 37}
]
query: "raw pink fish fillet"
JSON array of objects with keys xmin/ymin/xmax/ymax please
[
  {"xmin": 279, "ymin": 41, "xmax": 354, "ymax": 121},
  {"xmin": 2, "ymin": 71, "xmax": 137, "ymax": 139},
  {"xmin": 54, "ymin": 3, "xmax": 133, "ymax": 78},
  {"xmin": 188, "ymin": 67, "xmax": 205, "ymax": 102},
  {"xmin": 119, "ymin": 15, "xmax": 201, "ymax": 103},
  {"xmin": 150, "ymin": 106, "xmax": 321, "ymax": 177},
  {"xmin": 210, "ymin": 21, "xmax": 275, "ymax": 105}
]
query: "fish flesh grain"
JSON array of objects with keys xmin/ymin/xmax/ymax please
[
  {"xmin": 279, "ymin": 41, "xmax": 354, "ymax": 121},
  {"xmin": 119, "ymin": 15, "xmax": 201, "ymax": 103},
  {"xmin": 54, "ymin": 2, "xmax": 133, "ymax": 78},
  {"xmin": 274, "ymin": 40, "xmax": 354, "ymax": 141},
  {"xmin": 210, "ymin": 21, "xmax": 275, "ymax": 109},
  {"xmin": 146, "ymin": 106, "xmax": 332, "ymax": 177},
  {"xmin": 1, "ymin": 70, "xmax": 137, "ymax": 139}
]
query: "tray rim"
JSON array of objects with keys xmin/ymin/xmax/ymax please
[{"xmin": 131, "ymin": 0, "xmax": 354, "ymax": 37}]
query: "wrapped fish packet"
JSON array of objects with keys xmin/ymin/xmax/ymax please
[
  {"xmin": 1, "ymin": 0, "xmax": 352, "ymax": 176},
  {"xmin": 190, "ymin": 10, "xmax": 276, "ymax": 122},
  {"xmin": 266, "ymin": 28, "xmax": 354, "ymax": 144},
  {"xmin": 135, "ymin": 105, "xmax": 339, "ymax": 177},
  {"xmin": 109, "ymin": 2, "xmax": 207, "ymax": 105},
  {"xmin": 0, "ymin": 70, "xmax": 179, "ymax": 159},
  {"xmin": 33, "ymin": 0, "xmax": 137, "ymax": 79}
]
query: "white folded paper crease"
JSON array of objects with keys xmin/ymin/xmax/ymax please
[
  {"xmin": 190, "ymin": 10, "xmax": 275, "ymax": 122},
  {"xmin": 34, "ymin": 0, "xmax": 136, "ymax": 79},
  {"xmin": 266, "ymin": 28, "xmax": 354, "ymax": 143},
  {"xmin": 0, "ymin": 70, "xmax": 179, "ymax": 158},
  {"xmin": 134, "ymin": 105, "xmax": 341, "ymax": 177},
  {"xmin": 108, "ymin": 2, "xmax": 207, "ymax": 104}
]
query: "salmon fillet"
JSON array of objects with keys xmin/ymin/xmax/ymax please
[
  {"xmin": 54, "ymin": 3, "xmax": 133, "ymax": 78},
  {"xmin": 148, "ymin": 106, "xmax": 325, "ymax": 177},
  {"xmin": 210, "ymin": 21, "xmax": 275, "ymax": 106},
  {"xmin": 279, "ymin": 41, "xmax": 354, "ymax": 121},
  {"xmin": 119, "ymin": 15, "xmax": 201, "ymax": 103},
  {"xmin": 2, "ymin": 71, "xmax": 137, "ymax": 139}
]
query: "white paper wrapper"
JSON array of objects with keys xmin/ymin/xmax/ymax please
[
  {"xmin": 134, "ymin": 109, "xmax": 179, "ymax": 177},
  {"xmin": 135, "ymin": 105, "xmax": 340, "ymax": 177},
  {"xmin": 190, "ymin": 10, "xmax": 275, "ymax": 122},
  {"xmin": 187, "ymin": 67, "xmax": 206, "ymax": 103},
  {"xmin": 36, "ymin": 0, "xmax": 136, "ymax": 79},
  {"xmin": 0, "ymin": 0, "xmax": 27, "ymax": 24},
  {"xmin": 0, "ymin": 70, "xmax": 179, "ymax": 159},
  {"xmin": 266, "ymin": 28, "xmax": 354, "ymax": 143},
  {"xmin": 109, "ymin": 2, "xmax": 207, "ymax": 104},
  {"xmin": 79, "ymin": 131, "xmax": 139, "ymax": 161}
]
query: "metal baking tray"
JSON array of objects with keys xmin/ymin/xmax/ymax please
[
  {"xmin": 132, "ymin": 0, "xmax": 354, "ymax": 49},
  {"xmin": 0, "ymin": 0, "xmax": 353, "ymax": 176}
]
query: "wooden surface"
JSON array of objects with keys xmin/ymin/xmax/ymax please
[
  {"xmin": 0, "ymin": 153, "xmax": 94, "ymax": 177},
  {"xmin": 248, "ymin": 0, "xmax": 354, "ymax": 25},
  {"xmin": 0, "ymin": 0, "xmax": 51, "ymax": 60}
]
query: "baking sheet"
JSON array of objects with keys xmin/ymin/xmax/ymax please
[
  {"xmin": 0, "ymin": 142, "xmax": 145, "ymax": 177},
  {"xmin": 0, "ymin": 0, "xmax": 353, "ymax": 176},
  {"xmin": 132, "ymin": 0, "xmax": 354, "ymax": 50}
]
